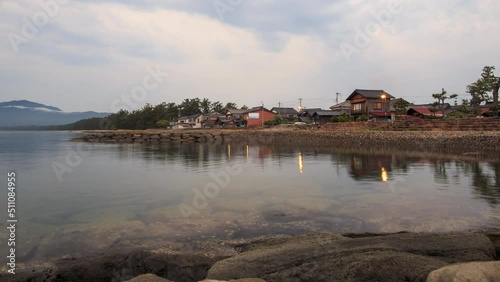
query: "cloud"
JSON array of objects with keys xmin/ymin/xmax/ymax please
[{"xmin": 0, "ymin": 0, "xmax": 499, "ymax": 111}]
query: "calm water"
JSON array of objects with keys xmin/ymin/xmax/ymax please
[{"xmin": 1, "ymin": 131, "xmax": 499, "ymax": 268}]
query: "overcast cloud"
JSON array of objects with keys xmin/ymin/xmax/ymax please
[{"xmin": 0, "ymin": 0, "xmax": 498, "ymax": 112}]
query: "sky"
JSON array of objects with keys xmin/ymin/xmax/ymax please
[{"xmin": 0, "ymin": 0, "xmax": 499, "ymax": 112}]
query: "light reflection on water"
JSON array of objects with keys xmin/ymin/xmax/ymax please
[{"xmin": 0, "ymin": 131, "xmax": 499, "ymax": 268}]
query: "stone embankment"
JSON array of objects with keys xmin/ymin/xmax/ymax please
[
  {"xmin": 71, "ymin": 128, "xmax": 500, "ymax": 152},
  {"xmin": 322, "ymin": 117, "xmax": 500, "ymax": 131}
]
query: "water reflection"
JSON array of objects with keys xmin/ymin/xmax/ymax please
[
  {"xmin": 103, "ymin": 142, "xmax": 500, "ymax": 208},
  {"xmin": 299, "ymin": 152, "xmax": 304, "ymax": 173},
  {"xmin": 2, "ymin": 132, "xmax": 500, "ymax": 269}
]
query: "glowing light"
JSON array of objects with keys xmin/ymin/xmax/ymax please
[
  {"xmin": 246, "ymin": 144, "xmax": 249, "ymax": 158},
  {"xmin": 381, "ymin": 167, "xmax": 388, "ymax": 182},
  {"xmin": 381, "ymin": 94, "xmax": 386, "ymax": 100},
  {"xmin": 299, "ymin": 152, "xmax": 304, "ymax": 173},
  {"xmin": 228, "ymin": 144, "xmax": 231, "ymax": 160}
]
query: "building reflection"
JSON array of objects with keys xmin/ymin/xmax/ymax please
[
  {"xmin": 109, "ymin": 142, "xmax": 500, "ymax": 207},
  {"xmin": 299, "ymin": 152, "xmax": 304, "ymax": 173},
  {"xmin": 349, "ymin": 154, "xmax": 393, "ymax": 181}
]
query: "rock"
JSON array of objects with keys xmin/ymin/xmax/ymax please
[
  {"xmin": 426, "ymin": 261, "xmax": 500, "ymax": 282},
  {"xmin": 125, "ymin": 274, "xmax": 173, "ymax": 282},
  {"xmin": 200, "ymin": 279, "xmax": 266, "ymax": 282},
  {"xmin": 207, "ymin": 232, "xmax": 495, "ymax": 282},
  {"xmin": 121, "ymin": 251, "xmax": 228, "ymax": 282}
]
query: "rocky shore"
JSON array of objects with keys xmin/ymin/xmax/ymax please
[
  {"xmin": 71, "ymin": 128, "xmax": 500, "ymax": 152},
  {"xmin": 3, "ymin": 231, "xmax": 499, "ymax": 282}
]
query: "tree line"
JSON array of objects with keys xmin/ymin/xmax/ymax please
[{"xmin": 46, "ymin": 98, "xmax": 246, "ymax": 131}]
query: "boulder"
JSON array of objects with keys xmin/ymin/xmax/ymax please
[
  {"xmin": 207, "ymin": 232, "xmax": 495, "ymax": 282},
  {"xmin": 200, "ymin": 279, "xmax": 266, "ymax": 282},
  {"xmin": 125, "ymin": 274, "xmax": 173, "ymax": 282},
  {"xmin": 427, "ymin": 261, "xmax": 500, "ymax": 282}
]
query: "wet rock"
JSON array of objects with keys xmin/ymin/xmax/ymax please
[
  {"xmin": 426, "ymin": 261, "xmax": 500, "ymax": 282},
  {"xmin": 125, "ymin": 274, "xmax": 173, "ymax": 282},
  {"xmin": 207, "ymin": 232, "xmax": 495, "ymax": 282},
  {"xmin": 200, "ymin": 279, "xmax": 266, "ymax": 282}
]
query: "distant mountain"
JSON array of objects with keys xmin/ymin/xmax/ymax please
[
  {"xmin": 0, "ymin": 100, "xmax": 111, "ymax": 127},
  {"xmin": 0, "ymin": 100, "xmax": 62, "ymax": 112}
]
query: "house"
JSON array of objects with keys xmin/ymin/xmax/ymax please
[
  {"xmin": 270, "ymin": 107, "xmax": 299, "ymax": 122},
  {"xmin": 407, "ymin": 107, "xmax": 443, "ymax": 118},
  {"xmin": 346, "ymin": 89, "xmax": 394, "ymax": 121},
  {"xmin": 176, "ymin": 113, "xmax": 201, "ymax": 128},
  {"xmin": 243, "ymin": 106, "xmax": 276, "ymax": 127},
  {"xmin": 195, "ymin": 112, "xmax": 221, "ymax": 128},
  {"xmin": 225, "ymin": 109, "xmax": 247, "ymax": 128},
  {"xmin": 481, "ymin": 102, "xmax": 500, "ymax": 117},
  {"xmin": 330, "ymin": 101, "xmax": 351, "ymax": 115},
  {"xmin": 311, "ymin": 110, "xmax": 340, "ymax": 124},
  {"xmin": 298, "ymin": 108, "xmax": 322, "ymax": 123}
]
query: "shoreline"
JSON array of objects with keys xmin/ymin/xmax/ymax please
[
  {"xmin": 4, "ymin": 230, "xmax": 499, "ymax": 282},
  {"xmin": 70, "ymin": 128, "xmax": 500, "ymax": 154}
]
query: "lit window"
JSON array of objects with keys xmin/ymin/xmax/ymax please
[
  {"xmin": 352, "ymin": 103, "xmax": 363, "ymax": 112},
  {"xmin": 373, "ymin": 102, "xmax": 382, "ymax": 110}
]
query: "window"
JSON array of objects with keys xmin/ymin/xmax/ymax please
[
  {"xmin": 352, "ymin": 103, "xmax": 363, "ymax": 112},
  {"xmin": 373, "ymin": 102, "xmax": 382, "ymax": 110}
]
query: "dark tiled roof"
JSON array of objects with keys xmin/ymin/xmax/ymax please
[
  {"xmin": 347, "ymin": 89, "xmax": 394, "ymax": 100},
  {"xmin": 312, "ymin": 110, "xmax": 340, "ymax": 116},
  {"xmin": 226, "ymin": 109, "xmax": 247, "ymax": 115},
  {"xmin": 271, "ymin": 107, "xmax": 299, "ymax": 115}
]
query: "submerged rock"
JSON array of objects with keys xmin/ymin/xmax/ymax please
[{"xmin": 207, "ymin": 232, "xmax": 496, "ymax": 282}]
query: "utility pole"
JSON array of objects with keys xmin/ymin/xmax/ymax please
[
  {"xmin": 278, "ymin": 102, "xmax": 281, "ymax": 116},
  {"xmin": 335, "ymin": 92, "xmax": 341, "ymax": 105},
  {"xmin": 298, "ymin": 98, "xmax": 303, "ymax": 111}
]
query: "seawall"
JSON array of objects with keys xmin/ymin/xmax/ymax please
[{"xmin": 70, "ymin": 128, "xmax": 500, "ymax": 152}]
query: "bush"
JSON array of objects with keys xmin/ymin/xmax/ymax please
[
  {"xmin": 407, "ymin": 126, "xmax": 420, "ymax": 131},
  {"xmin": 331, "ymin": 113, "xmax": 354, "ymax": 122},
  {"xmin": 156, "ymin": 120, "xmax": 170, "ymax": 128},
  {"xmin": 264, "ymin": 115, "xmax": 284, "ymax": 127},
  {"xmin": 448, "ymin": 112, "xmax": 465, "ymax": 119},
  {"xmin": 356, "ymin": 116, "xmax": 368, "ymax": 122}
]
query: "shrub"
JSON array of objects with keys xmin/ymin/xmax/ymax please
[
  {"xmin": 156, "ymin": 120, "xmax": 170, "ymax": 128},
  {"xmin": 356, "ymin": 116, "xmax": 368, "ymax": 122},
  {"xmin": 407, "ymin": 126, "xmax": 420, "ymax": 131},
  {"xmin": 332, "ymin": 113, "xmax": 354, "ymax": 122}
]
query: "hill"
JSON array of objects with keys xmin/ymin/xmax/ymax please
[{"xmin": 0, "ymin": 100, "xmax": 111, "ymax": 127}]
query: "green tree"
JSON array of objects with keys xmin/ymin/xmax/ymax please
[
  {"xmin": 156, "ymin": 120, "xmax": 170, "ymax": 128},
  {"xmin": 223, "ymin": 102, "xmax": 238, "ymax": 113},
  {"xmin": 432, "ymin": 88, "xmax": 457, "ymax": 118},
  {"xmin": 467, "ymin": 66, "xmax": 499, "ymax": 113},
  {"xmin": 393, "ymin": 99, "xmax": 409, "ymax": 115},
  {"xmin": 179, "ymin": 98, "xmax": 201, "ymax": 116},
  {"xmin": 241, "ymin": 105, "xmax": 249, "ymax": 110},
  {"xmin": 200, "ymin": 98, "xmax": 212, "ymax": 114},
  {"xmin": 211, "ymin": 101, "xmax": 224, "ymax": 113}
]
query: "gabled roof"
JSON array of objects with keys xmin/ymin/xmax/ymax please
[
  {"xmin": 244, "ymin": 107, "xmax": 274, "ymax": 114},
  {"xmin": 346, "ymin": 89, "xmax": 394, "ymax": 100},
  {"xmin": 299, "ymin": 108, "xmax": 322, "ymax": 115},
  {"xmin": 330, "ymin": 100, "xmax": 351, "ymax": 110},
  {"xmin": 271, "ymin": 107, "xmax": 299, "ymax": 115},
  {"xmin": 178, "ymin": 113, "xmax": 201, "ymax": 120},
  {"xmin": 226, "ymin": 109, "xmax": 247, "ymax": 115},
  {"xmin": 312, "ymin": 110, "xmax": 340, "ymax": 117},
  {"xmin": 408, "ymin": 107, "xmax": 443, "ymax": 115}
]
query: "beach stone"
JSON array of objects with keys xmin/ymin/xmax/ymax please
[
  {"xmin": 200, "ymin": 279, "xmax": 266, "ymax": 282},
  {"xmin": 426, "ymin": 261, "xmax": 500, "ymax": 282},
  {"xmin": 125, "ymin": 274, "xmax": 173, "ymax": 282},
  {"xmin": 207, "ymin": 232, "xmax": 495, "ymax": 282}
]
